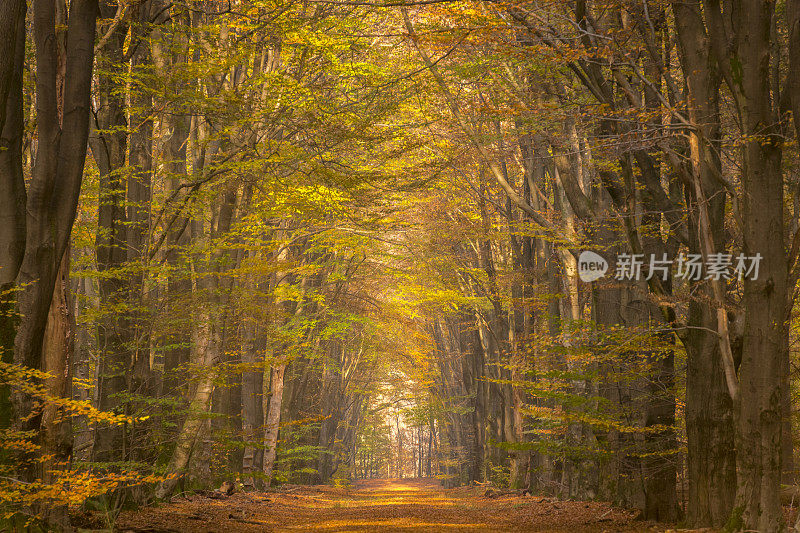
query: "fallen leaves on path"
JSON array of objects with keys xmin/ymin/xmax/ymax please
[{"xmin": 100, "ymin": 478, "xmax": 669, "ymax": 532}]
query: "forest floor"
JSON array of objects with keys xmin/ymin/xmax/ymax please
[{"xmin": 88, "ymin": 478, "xmax": 684, "ymax": 532}]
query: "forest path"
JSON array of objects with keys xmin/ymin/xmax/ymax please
[{"xmin": 112, "ymin": 478, "xmax": 664, "ymax": 532}]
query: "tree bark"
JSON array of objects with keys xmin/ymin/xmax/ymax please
[
  {"xmin": 155, "ymin": 184, "xmax": 236, "ymax": 498},
  {"xmin": 694, "ymin": 0, "xmax": 788, "ymax": 527},
  {"xmin": 241, "ymin": 315, "xmax": 264, "ymax": 487},
  {"xmin": 671, "ymin": 2, "xmax": 736, "ymax": 525},
  {"xmin": 0, "ymin": 1, "xmax": 27, "ymax": 434},
  {"xmin": 155, "ymin": 304, "xmax": 220, "ymax": 499},
  {"xmin": 12, "ymin": 0, "xmax": 97, "ymax": 483},
  {"xmin": 151, "ymin": 5, "xmax": 192, "ymax": 398},
  {"xmin": 90, "ymin": 0, "xmax": 131, "ymax": 463},
  {"xmin": 731, "ymin": 3, "xmax": 787, "ymax": 525},
  {"xmin": 126, "ymin": 0, "xmax": 156, "ymax": 423},
  {"xmin": 263, "ymin": 364, "xmax": 286, "ymax": 486},
  {"xmin": 0, "ymin": 0, "xmax": 25, "ymax": 137},
  {"xmin": 38, "ymin": 247, "xmax": 74, "ymax": 528}
]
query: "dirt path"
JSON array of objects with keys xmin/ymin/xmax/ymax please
[{"xmin": 110, "ymin": 478, "xmax": 665, "ymax": 532}]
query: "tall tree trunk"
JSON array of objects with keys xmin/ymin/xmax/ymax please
[
  {"xmin": 125, "ymin": 0, "xmax": 156, "ymax": 461},
  {"xmin": 12, "ymin": 0, "xmax": 97, "ymax": 483},
  {"xmin": 0, "ymin": 0, "xmax": 25, "ymax": 136},
  {"xmin": 152, "ymin": 5, "xmax": 192, "ymax": 399},
  {"xmin": 732, "ymin": 3, "xmax": 786, "ymax": 525},
  {"xmin": 427, "ymin": 416, "xmax": 434, "ymax": 477},
  {"xmin": 155, "ymin": 185, "xmax": 236, "ymax": 498},
  {"xmin": 241, "ymin": 316, "xmax": 264, "ymax": 487},
  {"xmin": 72, "ymin": 273, "xmax": 95, "ymax": 462},
  {"xmin": 694, "ymin": 0, "xmax": 788, "ymax": 527},
  {"xmin": 90, "ymin": 0, "xmax": 131, "ymax": 463},
  {"xmin": 38, "ymin": 247, "xmax": 74, "ymax": 528},
  {"xmin": 671, "ymin": 2, "xmax": 736, "ymax": 525},
  {"xmin": 263, "ymin": 364, "xmax": 286, "ymax": 486},
  {"xmin": 395, "ymin": 412, "xmax": 403, "ymax": 478},
  {"xmin": 0, "ymin": 1, "xmax": 26, "ymax": 436},
  {"xmin": 155, "ymin": 304, "xmax": 220, "ymax": 499}
]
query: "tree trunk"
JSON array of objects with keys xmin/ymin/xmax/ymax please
[
  {"xmin": 735, "ymin": 128, "xmax": 786, "ymax": 532},
  {"xmin": 156, "ymin": 184, "xmax": 236, "ymax": 498},
  {"xmin": 90, "ymin": 0, "xmax": 131, "ymax": 462},
  {"xmin": 241, "ymin": 317, "xmax": 264, "ymax": 487},
  {"xmin": 155, "ymin": 305, "xmax": 220, "ymax": 499},
  {"xmin": 12, "ymin": 0, "xmax": 97, "ymax": 483},
  {"xmin": 126, "ymin": 0, "xmax": 156, "ymax": 460},
  {"xmin": 732, "ymin": 3, "xmax": 786, "ymax": 525},
  {"xmin": 0, "ymin": 0, "xmax": 25, "ymax": 136},
  {"xmin": 263, "ymin": 364, "xmax": 286, "ymax": 486},
  {"xmin": 670, "ymin": 2, "xmax": 737, "ymax": 525},
  {"xmin": 152, "ymin": 6, "xmax": 192, "ymax": 399},
  {"xmin": 38, "ymin": 247, "xmax": 74, "ymax": 529},
  {"xmin": 0, "ymin": 0, "xmax": 26, "ymax": 435}
]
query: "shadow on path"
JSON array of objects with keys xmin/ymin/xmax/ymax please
[{"xmin": 110, "ymin": 478, "xmax": 663, "ymax": 532}]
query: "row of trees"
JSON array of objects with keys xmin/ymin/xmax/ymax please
[
  {"xmin": 0, "ymin": 0, "xmax": 431, "ymax": 527},
  {"xmin": 393, "ymin": 0, "xmax": 800, "ymax": 530},
  {"xmin": 1, "ymin": 0, "xmax": 800, "ymax": 531}
]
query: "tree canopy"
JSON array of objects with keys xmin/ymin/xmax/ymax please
[{"xmin": 1, "ymin": 0, "xmax": 800, "ymax": 530}]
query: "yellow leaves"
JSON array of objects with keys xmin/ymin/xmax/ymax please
[
  {"xmin": 522, "ymin": 404, "xmax": 675, "ymax": 436},
  {"xmin": 0, "ymin": 364, "xmax": 161, "ymax": 519},
  {"xmin": 252, "ymin": 184, "xmax": 351, "ymax": 221},
  {"xmin": 0, "ymin": 431, "xmax": 40, "ymax": 454},
  {"xmin": 71, "ymin": 377, "xmax": 94, "ymax": 390},
  {"xmin": 0, "ymin": 469, "xmax": 171, "ymax": 512},
  {"xmin": 0, "ymin": 361, "xmax": 137, "ymax": 425}
]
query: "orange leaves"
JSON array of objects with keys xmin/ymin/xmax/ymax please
[
  {"xmin": 0, "ymin": 469, "xmax": 170, "ymax": 519},
  {"xmin": 112, "ymin": 479, "xmax": 647, "ymax": 532},
  {"xmin": 0, "ymin": 362, "xmax": 162, "ymax": 522},
  {"xmin": 0, "ymin": 362, "xmax": 135, "ymax": 426}
]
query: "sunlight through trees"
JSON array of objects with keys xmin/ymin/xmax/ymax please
[{"xmin": 1, "ymin": 0, "xmax": 800, "ymax": 530}]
